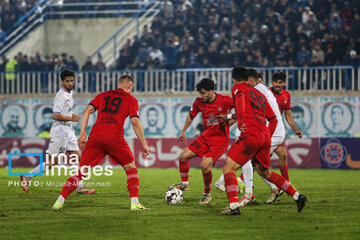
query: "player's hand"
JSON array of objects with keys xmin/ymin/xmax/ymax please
[
  {"xmin": 296, "ymin": 130, "xmax": 303, "ymax": 138},
  {"xmin": 178, "ymin": 131, "xmax": 186, "ymax": 143},
  {"xmin": 78, "ymin": 134, "xmax": 87, "ymax": 148},
  {"xmin": 239, "ymin": 124, "xmax": 247, "ymax": 133},
  {"xmin": 143, "ymin": 144, "xmax": 151, "ymax": 156},
  {"xmin": 72, "ymin": 113, "xmax": 80, "ymax": 122},
  {"xmin": 216, "ymin": 113, "xmax": 228, "ymax": 125}
]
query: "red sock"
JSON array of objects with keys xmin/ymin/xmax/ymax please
[
  {"xmin": 60, "ymin": 175, "xmax": 82, "ymax": 198},
  {"xmin": 202, "ymin": 170, "xmax": 212, "ymax": 194},
  {"xmin": 179, "ymin": 160, "xmax": 189, "ymax": 182},
  {"xmin": 268, "ymin": 172, "xmax": 296, "ymax": 196},
  {"xmin": 126, "ymin": 168, "xmax": 139, "ymax": 198},
  {"xmin": 279, "ymin": 164, "xmax": 289, "ymax": 181},
  {"xmin": 239, "ymin": 173, "xmax": 244, "ymax": 182},
  {"xmin": 224, "ymin": 172, "xmax": 238, "ymax": 204}
]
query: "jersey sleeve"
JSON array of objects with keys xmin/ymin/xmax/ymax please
[
  {"xmin": 284, "ymin": 92, "xmax": 291, "ymax": 110},
  {"xmin": 129, "ymin": 97, "xmax": 139, "ymax": 118},
  {"xmin": 265, "ymin": 100, "xmax": 276, "ymax": 121},
  {"xmin": 89, "ymin": 94, "xmax": 101, "ymax": 111},
  {"xmin": 53, "ymin": 96, "xmax": 66, "ymax": 114},
  {"xmin": 189, "ymin": 99, "xmax": 199, "ymax": 119}
]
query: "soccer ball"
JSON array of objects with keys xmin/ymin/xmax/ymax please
[{"xmin": 165, "ymin": 188, "xmax": 183, "ymax": 205}]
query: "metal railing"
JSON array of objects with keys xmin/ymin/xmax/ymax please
[
  {"xmin": 90, "ymin": 0, "xmax": 161, "ymax": 68},
  {"xmin": 1, "ymin": 67, "xmax": 359, "ymax": 95}
]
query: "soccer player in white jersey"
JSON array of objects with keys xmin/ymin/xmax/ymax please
[
  {"xmin": 216, "ymin": 69, "xmax": 285, "ymax": 205},
  {"xmin": 19, "ymin": 69, "xmax": 94, "ymax": 194}
]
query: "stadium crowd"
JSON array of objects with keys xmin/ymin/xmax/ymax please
[{"xmin": 116, "ymin": 0, "xmax": 360, "ymax": 69}]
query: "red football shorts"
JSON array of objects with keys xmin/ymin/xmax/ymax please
[
  {"xmin": 228, "ymin": 132, "xmax": 271, "ymax": 168},
  {"xmin": 188, "ymin": 136, "xmax": 228, "ymax": 164},
  {"xmin": 80, "ymin": 134, "xmax": 134, "ymax": 167}
]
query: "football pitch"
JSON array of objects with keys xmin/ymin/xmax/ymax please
[{"xmin": 0, "ymin": 168, "xmax": 359, "ymax": 240}]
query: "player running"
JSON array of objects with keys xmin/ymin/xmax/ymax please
[
  {"xmin": 216, "ymin": 69, "xmax": 286, "ymax": 205},
  {"xmin": 19, "ymin": 69, "xmax": 94, "ymax": 194},
  {"xmin": 219, "ymin": 67, "xmax": 307, "ymax": 215},
  {"xmin": 52, "ymin": 74, "xmax": 150, "ymax": 211},
  {"xmin": 169, "ymin": 78, "xmax": 233, "ymax": 204},
  {"xmin": 268, "ymin": 71, "xmax": 303, "ymax": 202}
]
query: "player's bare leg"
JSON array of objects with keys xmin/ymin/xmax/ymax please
[
  {"xmin": 122, "ymin": 161, "xmax": 149, "ymax": 211},
  {"xmin": 67, "ymin": 151, "xmax": 95, "ymax": 195},
  {"xmin": 255, "ymin": 163, "xmax": 307, "ymax": 213},
  {"xmin": 218, "ymin": 156, "xmax": 242, "ymax": 215},
  {"xmin": 199, "ymin": 157, "xmax": 213, "ymax": 204},
  {"xmin": 168, "ymin": 147, "xmax": 197, "ymax": 191}
]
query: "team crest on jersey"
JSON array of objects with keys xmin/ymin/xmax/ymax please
[
  {"xmin": 284, "ymin": 100, "xmax": 288, "ymax": 105},
  {"xmin": 320, "ymin": 139, "xmax": 348, "ymax": 168},
  {"xmin": 217, "ymin": 107, "xmax": 223, "ymax": 112}
]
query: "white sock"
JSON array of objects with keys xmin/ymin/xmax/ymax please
[
  {"xmin": 25, "ymin": 163, "xmax": 47, "ymax": 180},
  {"xmin": 77, "ymin": 180, "xmax": 84, "ymax": 190},
  {"xmin": 293, "ymin": 192, "xmax": 300, "ymax": 201},
  {"xmin": 242, "ymin": 161, "xmax": 253, "ymax": 192},
  {"xmin": 56, "ymin": 195, "xmax": 65, "ymax": 205},
  {"xmin": 230, "ymin": 202, "xmax": 239, "ymax": 210},
  {"xmin": 218, "ymin": 174, "xmax": 224, "ymax": 183},
  {"xmin": 254, "ymin": 167, "xmax": 277, "ymax": 191},
  {"xmin": 131, "ymin": 197, "xmax": 139, "ymax": 205},
  {"xmin": 182, "ymin": 181, "xmax": 189, "ymax": 185}
]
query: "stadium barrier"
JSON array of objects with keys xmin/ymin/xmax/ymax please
[
  {"xmin": 2, "ymin": 137, "xmax": 359, "ymax": 169},
  {"xmin": 0, "ymin": 66, "xmax": 359, "ymax": 95}
]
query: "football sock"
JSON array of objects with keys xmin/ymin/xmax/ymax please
[
  {"xmin": 126, "ymin": 168, "xmax": 139, "ymax": 198},
  {"xmin": 25, "ymin": 163, "xmax": 47, "ymax": 180},
  {"xmin": 179, "ymin": 160, "xmax": 189, "ymax": 184},
  {"xmin": 218, "ymin": 174, "xmax": 225, "ymax": 183},
  {"xmin": 56, "ymin": 195, "xmax": 65, "ymax": 205},
  {"xmin": 60, "ymin": 175, "xmax": 83, "ymax": 199},
  {"xmin": 77, "ymin": 180, "xmax": 84, "ymax": 190},
  {"xmin": 242, "ymin": 161, "xmax": 253, "ymax": 195},
  {"xmin": 131, "ymin": 197, "xmax": 140, "ymax": 205},
  {"xmin": 279, "ymin": 163, "xmax": 289, "ymax": 181},
  {"xmin": 202, "ymin": 170, "xmax": 212, "ymax": 194},
  {"xmin": 268, "ymin": 172, "xmax": 297, "ymax": 197},
  {"xmin": 224, "ymin": 172, "xmax": 239, "ymax": 207}
]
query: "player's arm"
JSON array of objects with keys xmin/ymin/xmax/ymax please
[
  {"xmin": 53, "ymin": 113, "xmax": 80, "ymax": 122},
  {"xmin": 131, "ymin": 117, "xmax": 150, "ymax": 156},
  {"xmin": 284, "ymin": 109, "xmax": 303, "ymax": 138},
  {"xmin": 178, "ymin": 114, "xmax": 193, "ymax": 142},
  {"xmin": 77, "ymin": 104, "xmax": 96, "ymax": 148},
  {"xmin": 235, "ymin": 91, "xmax": 246, "ymax": 131},
  {"xmin": 264, "ymin": 100, "xmax": 277, "ymax": 137}
]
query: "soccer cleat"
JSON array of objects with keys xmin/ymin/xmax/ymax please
[
  {"xmin": 218, "ymin": 207, "xmax": 241, "ymax": 215},
  {"xmin": 199, "ymin": 193, "xmax": 212, "ymax": 204},
  {"xmin": 76, "ymin": 188, "xmax": 96, "ymax": 194},
  {"xmin": 265, "ymin": 188, "xmax": 284, "ymax": 204},
  {"xmin": 130, "ymin": 203, "xmax": 150, "ymax": 211},
  {"xmin": 52, "ymin": 202, "xmax": 63, "ymax": 211},
  {"xmin": 296, "ymin": 194, "xmax": 307, "ymax": 213},
  {"xmin": 19, "ymin": 176, "xmax": 29, "ymax": 193},
  {"xmin": 238, "ymin": 194, "xmax": 255, "ymax": 206},
  {"xmin": 215, "ymin": 180, "xmax": 226, "ymax": 192},
  {"xmin": 168, "ymin": 182, "xmax": 189, "ymax": 191}
]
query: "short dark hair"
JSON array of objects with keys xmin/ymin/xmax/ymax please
[
  {"xmin": 257, "ymin": 72, "xmax": 263, "ymax": 79},
  {"xmin": 60, "ymin": 69, "xmax": 75, "ymax": 81},
  {"xmin": 248, "ymin": 68, "xmax": 258, "ymax": 79},
  {"xmin": 232, "ymin": 66, "xmax": 249, "ymax": 82},
  {"xmin": 272, "ymin": 71, "xmax": 287, "ymax": 82},
  {"xmin": 196, "ymin": 78, "xmax": 215, "ymax": 92}
]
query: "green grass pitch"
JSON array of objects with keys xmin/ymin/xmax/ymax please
[{"xmin": 1, "ymin": 168, "xmax": 359, "ymax": 240}]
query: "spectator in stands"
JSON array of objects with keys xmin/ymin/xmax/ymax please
[
  {"xmin": 324, "ymin": 44, "xmax": 338, "ymax": 66},
  {"xmin": 149, "ymin": 46, "xmax": 164, "ymax": 63},
  {"xmin": 343, "ymin": 50, "xmax": 360, "ymax": 67},
  {"xmin": 82, "ymin": 56, "xmax": 93, "ymax": 71},
  {"xmin": 68, "ymin": 56, "xmax": 79, "ymax": 71},
  {"xmin": 59, "ymin": 53, "xmax": 69, "ymax": 71},
  {"xmin": 164, "ymin": 38, "xmax": 178, "ymax": 70},
  {"xmin": 311, "ymin": 44, "xmax": 325, "ymax": 64},
  {"xmin": 95, "ymin": 57, "xmax": 106, "ymax": 70},
  {"xmin": 297, "ymin": 45, "xmax": 311, "ymax": 66}
]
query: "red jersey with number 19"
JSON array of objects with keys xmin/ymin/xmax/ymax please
[
  {"xmin": 232, "ymin": 83, "xmax": 276, "ymax": 137},
  {"xmin": 189, "ymin": 93, "xmax": 233, "ymax": 144},
  {"xmin": 89, "ymin": 88, "xmax": 139, "ymax": 137}
]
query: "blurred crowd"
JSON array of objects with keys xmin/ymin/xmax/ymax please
[{"xmin": 116, "ymin": 0, "xmax": 360, "ymax": 69}]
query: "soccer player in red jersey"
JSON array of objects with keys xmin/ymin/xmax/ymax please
[
  {"xmin": 269, "ymin": 72, "xmax": 303, "ymax": 197},
  {"xmin": 52, "ymin": 74, "xmax": 151, "ymax": 211},
  {"xmin": 169, "ymin": 78, "xmax": 233, "ymax": 204},
  {"xmin": 219, "ymin": 67, "xmax": 307, "ymax": 215}
]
